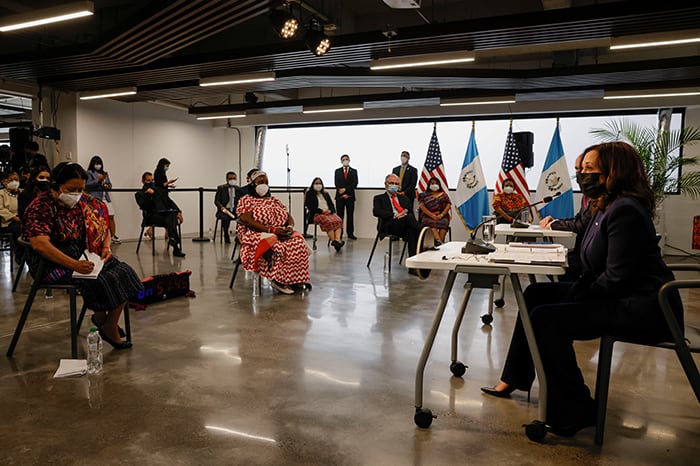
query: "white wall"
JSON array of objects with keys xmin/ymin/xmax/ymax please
[
  {"xmin": 662, "ymin": 105, "xmax": 700, "ymax": 256},
  {"xmin": 75, "ymin": 99, "xmax": 256, "ymax": 240}
]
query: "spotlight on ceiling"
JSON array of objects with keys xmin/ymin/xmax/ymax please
[
  {"xmin": 245, "ymin": 92, "xmax": 259, "ymax": 104},
  {"xmin": 269, "ymin": 4, "xmax": 299, "ymax": 39},
  {"xmin": 305, "ymin": 18, "xmax": 331, "ymax": 56}
]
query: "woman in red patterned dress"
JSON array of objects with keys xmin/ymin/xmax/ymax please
[
  {"xmin": 492, "ymin": 177, "xmax": 528, "ymax": 224},
  {"xmin": 236, "ymin": 171, "xmax": 311, "ymax": 295}
]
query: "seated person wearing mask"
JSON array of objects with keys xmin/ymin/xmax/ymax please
[
  {"xmin": 480, "ymin": 142, "xmax": 682, "ymax": 438},
  {"xmin": 214, "ymin": 170, "xmax": 238, "ymax": 243},
  {"xmin": 492, "ymin": 177, "xmax": 528, "ymax": 224},
  {"xmin": 304, "ymin": 177, "xmax": 344, "ymax": 252},
  {"xmin": 18, "ymin": 166, "xmax": 51, "ymax": 217},
  {"xmin": 1, "ymin": 171, "xmax": 22, "ymax": 243},
  {"xmin": 372, "ymin": 173, "xmax": 422, "ymax": 274},
  {"xmin": 236, "ymin": 171, "xmax": 311, "ymax": 295},
  {"xmin": 135, "ymin": 172, "xmax": 185, "ymax": 257},
  {"xmin": 22, "ymin": 162, "xmax": 142, "ymax": 349},
  {"xmin": 540, "ymin": 152, "xmax": 593, "ymax": 281}
]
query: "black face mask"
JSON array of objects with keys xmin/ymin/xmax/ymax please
[
  {"xmin": 577, "ymin": 172, "xmax": 606, "ymax": 199},
  {"xmin": 36, "ymin": 180, "xmax": 51, "ymax": 192}
]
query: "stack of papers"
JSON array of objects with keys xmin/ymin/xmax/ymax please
[
  {"xmin": 73, "ymin": 250, "xmax": 104, "ymax": 279},
  {"xmin": 488, "ymin": 243, "xmax": 567, "ymax": 265},
  {"xmin": 53, "ymin": 359, "xmax": 87, "ymax": 378}
]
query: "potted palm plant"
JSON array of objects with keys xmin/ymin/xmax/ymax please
[
  {"xmin": 590, "ymin": 119, "xmax": 700, "ymax": 203},
  {"xmin": 590, "ymin": 118, "xmax": 700, "ymax": 248}
]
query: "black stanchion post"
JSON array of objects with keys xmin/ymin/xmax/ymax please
[{"xmin": 192, "ymin": 186, "xmax": 210, "ymax": 242}]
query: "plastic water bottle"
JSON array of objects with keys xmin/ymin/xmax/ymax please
[
  {"xmin": 87, "ymin": 327, "xmax": 103, "ymax": 375},
  {"xmin": 383, "ymin": 252, "xmax": 390, "ymax": 272}
]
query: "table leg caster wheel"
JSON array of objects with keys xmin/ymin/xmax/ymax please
[
  {"xmin": 414, "ymin": 408, "xmax": 436, "ymax": 428},
  {"xmin": 494, "ymin": 298, "xmax": 505, "ymax": 308},
  {"xmin": 480, "ymin": 314, "xmax": 493, "ymax": 325},
  {"xmin": 523, "ymin": 420, "xmax": 548, "ymax": 443},
  {"xmin": 449, "ymin": 361, "xmax": 467, "ymax": 377}
]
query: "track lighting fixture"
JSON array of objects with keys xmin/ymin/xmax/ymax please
[
  {"xmin": 305, "ymin": 18, "xmax": 331, "ymax": 56},
  {"xmin": 269, "ymin": 3, "xmax": 298, "ymax": 39}
]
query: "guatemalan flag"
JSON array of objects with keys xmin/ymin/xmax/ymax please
[
  {"xmin": 417, "ymin": 125, "xmax": 449, "ymax": 193},
  {"xmin": 535, "ymin": 124, "xmax": 574, "ymax": 219},
  {"xmin": 454, "ymin": 125, "xmax": 490, "ymax": 232}
]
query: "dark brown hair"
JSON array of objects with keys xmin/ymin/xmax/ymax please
[{"xmin": 584, "ymin": 142, "xmax": 654, "ymax": 215}]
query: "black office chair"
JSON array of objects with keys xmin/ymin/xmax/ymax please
[
  {"xmin": 593, "ymin": 264, "xmax": 700, "ymax": 445},
  {"xmin": 213, "ymin": 213, "xmax": 234, "ymax": 244},
  {"xmin": 366, "ymin": 218, "xmax": 408, "ymax": 271},
  {"xmin": 135, "ymin": 211, "xmax": 182, "ymax": 255},
  {"xmin": 6, "ymin": 239, "xmax": 132, "ymax": 359}
]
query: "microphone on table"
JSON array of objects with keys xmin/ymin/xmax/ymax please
[
  {"xmin": 510, "ymin": 192, "xmax": 561, "ymax": 229},
  {"xmin": 462, "ymin": 215, "xmax": 498, "ymax": 254}
]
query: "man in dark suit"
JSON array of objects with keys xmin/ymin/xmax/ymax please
[
  {"xmin": 372, "ymin": 174, "xmax": 421, "ymax": 266},
  {"xmin": 391, "ymin": 150, "xmax": 418, "ymax": 203},
  {"xmin": 135, "ymin": 171, "xmax": 185, "ymax": 257},
  {"xmin": 214, "ymin": 171, "xmax": 238, "ymax": 243},
  {"xmin": 334, "ymin": 154, "xmax": 358, "ymax": 240}
]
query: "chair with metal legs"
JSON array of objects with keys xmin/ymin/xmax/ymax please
[
  {"xmin": 366, "ymin": 219, "xmax": 408, "ymax": 271},
  {"xmin": 593, "ymin": 264, "xmax": 700, "ymax": 445},
  {"xmin": 6, "ymin": 239, "xmax": 131, "ymax": 358}
]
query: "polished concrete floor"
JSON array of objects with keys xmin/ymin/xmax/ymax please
[{"xmin": 1, "ymin": 236, "xmax": 699, "ymax": 465}]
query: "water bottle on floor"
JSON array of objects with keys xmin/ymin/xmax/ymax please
[
  {"xmin": 383, "ymin": 252, "xmax": 390, "ymax": 272},
  {"xmin": 87, "ymin": 327, "xmax": 103, "ymax": 375}
]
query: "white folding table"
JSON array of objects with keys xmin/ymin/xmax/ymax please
[{"xmin": 405, "ymin": 241, "xmax": 566, "ymax": 434}]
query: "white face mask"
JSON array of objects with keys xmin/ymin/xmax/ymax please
[
  {"xmin": 228, "ymin": 179, "xmax": 237, "ymax": 187},
  {"xmin": 313, "ymin": 184, "xmax": 323, "ymax": 192},
  {"xmin": 503, "ymin": 186, "xmax": 515, "ymax": 194},
  {"xmin": 429, "ymin": 184, "xmax": 439, "ymax": 192},
  {"xmin": 94, "ymin": 164, "xmax": 102, "ymax": 171},
  {"xmin": 6, "ymin": 180, "xmax": 20, "ymax": 190},
  {"xmin": 255, "ymin": 184, "xmax": 269, "ymax": 196},
  {"xmin": 59, "ymin": 192, "xmax": 82, "ymax": 208},
  {"xmin": 342, "ymin": 160, "xmax": 350, "ymax": 167},
  {"xmin": 400, "ymin": 156, "xmax": 409, "ymax": 165}
]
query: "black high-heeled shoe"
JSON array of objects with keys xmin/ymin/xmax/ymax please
[
  {"xmin": 480, "ymin": 385, "xmax": 516, "ymax": 398},
  {"xmin": 481, "ymin": 385, "xmax": 531, "ymax": 401}
]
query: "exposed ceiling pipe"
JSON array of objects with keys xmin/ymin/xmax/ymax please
[{"xmin": 287, "ymin": 0, "xmax": 328, "ymax": 22}]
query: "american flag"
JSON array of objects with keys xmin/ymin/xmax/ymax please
[
  {"xmin": 418, "ymin": 126, "xmax": 449, "ymax": 193},
  {"xmin": 495, "ymin": 127, "xmax": 530, "ymax": 202}
]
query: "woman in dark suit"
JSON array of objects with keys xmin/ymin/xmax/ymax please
[
  {"xmin": 481, "ymin": 142, "xmax": 681, "ymax": 437},
  {"xmin": 304, "ymin": 177, "xmax": 344, "ymax": 251}
]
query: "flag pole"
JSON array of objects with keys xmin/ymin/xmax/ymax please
[
  {"xmin": 509, "ymin": 118, "xmax": 513, "ymax": 130},
  {"xmin": 472, "ymin": 120, "xmax": 475, "ymax": 131}
]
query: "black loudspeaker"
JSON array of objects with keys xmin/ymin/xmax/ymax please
[
  {"xmin": 513, "ymin": 131, "xmax": 534, "ymax": 168},
  {"xmin": 9, "ymin": 127, "xmax": 31, "ymax": 153}
]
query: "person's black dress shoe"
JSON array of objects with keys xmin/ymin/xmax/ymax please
[
  {"xmin": 480, "ymin": 385, "xmax": 516, "ymax": 398},
  {"xmin": 224, "ymin": 237, "xmax": 231, "ymax": 244},
  {"xmin": 173, "ymin": 249, "xmax": 186, "ymax": 257},
  {"xmin": 91, "ymin": 314, "xmax": 125, "ymax": 338},
  {"xmin": 549, "ymin": 413, "xmax": 597, "ymax": 437},
  {"xmin": 98, "ymin": 328, "xmax": 133, "ymax": 350},
  {"xmin": 347, "ymin": 235, "xmax": 358, "ymax": 240}
]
